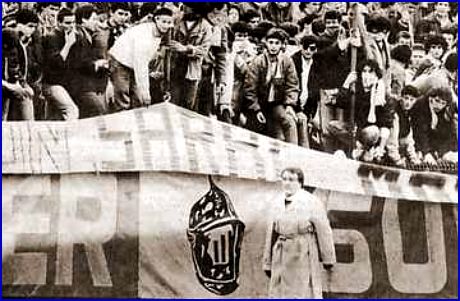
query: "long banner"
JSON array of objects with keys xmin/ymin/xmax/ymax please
[
  {"xmin": 2, "ymin": 103, "xmax": 457, "ymax": 204},
  {"xmin": 2, "ymin": 172, "xmax": 457, "ymax": 298}
]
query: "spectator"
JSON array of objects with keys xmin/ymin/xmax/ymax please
[
  {"xmin": 411, "ymin": 87, "xmax": 457, "ymax": 165},
  {"xmin": 36, "ymin": 2, "xmax": 61, "ymax": 36},
  {"xmin": 170, "ymin": 3, "xmax": 213, "ymax": 112},
  {"xmin": 2, "ymin": 9, "xmax": 39, "ymax": 121},
  {"xmin": 228, "ymin": 21, "xmax": 257, "ymax": 126},
  {"xmin": 411, "ymin": 35, "xmax": 449, "ymax": 86},
  {"xmin": 328, "ymin": 59, "xmax": 394, "ymax": 162},
  {"xmin": 42, "ymin": 8, "xmax": 79, "ymax": 120},
  {"xmin": 105, "ymin": 2, "xmax": 131, "ymax": 49},
  {"xmin": 387, "ymin": 86, "xmax": 422, "ymax": 166},
  {"xmin": 390, "ymin": 45, "xmax": 412, "ymax": 96},
  {"xmin": 364, "ymin": 15, "xmax": 392, "ymax": 90},
  {"xmin": 291, "ymin": 35, "xmax": 321, "ymax": 148},
  {"xmin": 243, "ymin": 28, "xmax": 300, "ymax": 144},
  {"xmin": 70, "ymin": 4, "xmax": 109, "ymax": 118},
  {"xmin": 242, "ymin": 9, "xmax": 261, "ymax": 30},
  {"xmin": 108, "ymin": 7, "xmax": 174, "ymax": 112},
  {"xmin": 197, "ymin": 3, "xmax": 229, "ymax": 118},
  {"xmin": 262, "ymin": 2, "xmax": 295, "ymax": 26}
]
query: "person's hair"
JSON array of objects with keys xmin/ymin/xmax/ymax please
[
  {"xmin": 208, "ymin": 3, "xmax": 226, "ymax": 12},
  {"xmin": 139, "ymin": 2, "xmax": 158, "ymax": 19},
  {"xmin": 444, "ymin": 52, "xmax": 458, "ymax": 73},
  {"xmin": 366, "ymin": 15, "xmax": 391, "ymax": 32},
  {"xmin": 242, "ymin": 9, "xmax": 260, "ymax": 23},
  {"xmin": 250, "ymin": 20, "xmax": 275, "ymax": 40},
  {"xmin": 154, "ymin": 7, "xmax": 173, "ymax": 18},
  {"xmin": 427, "ymin": 87, "xmax": 453, "ymax": 104},
  {"xmin": 75, "ymin": 4, "xmax": 95, "ymax": 25},
  {"xmin": 424, "ymin": 35, "xmax": 448, "ymax": 53},
  {"xmin": 301, "ymin": 35, "xmax": 318, "ymax": 50},
  {"xmin": 281, "ymin": 168, "xmax": 304, "ymax": 185},
  {"xmin": 324, "ymin": 10, "xmax": 342, "ymax": 23},
  {"xmin": 311, "ymin": 19, "xmax": 325, "ymax": 36},
  {"xmin": 391, "ymin": 45, "xmax": 412, "ymax": 66},
  {"xmin": 401, "ymin": 85, "xmax": 420, "ymax": 98},
  {"xmin": 265, "ymin": 27, "xmax": 289, "ymax": 42},
  {"xmin": 299, "ymin": 2, "xmax": 322, "ymax": 12},
  {"xmin": 358, "ymin": 59, "xmax": 383, "ymax": 79},
  {"xmin": 15, "ymin": 8, "xmax": 39, "ymax": 25},
  {"xmin": 396, "ymin": 31, "xmax": 412, "ymax": 42},
  {"xmin": 227, "ymin": 4, "xmax": 241, "ymax": 15},
  {"xmin": 298, "ymin": 14, "xmax": 317, "ymax": 31},
  {"xmin": 57, "ymin": 8, "xmax": 74, "ymax": 23},
  {"xmin": 110, "ymin": 2, "xmax": 130, "ymax": 13},
  {"xmin": 280, "ymin": 22, "xmax": 299, "ymax": 38},
  {"xmin": 231, "ymin": 21, "xmax": 250, "ymax": 34},
  {"xmin": 36, "ymin": 2, "xmax": 60, "ymax": 13}
]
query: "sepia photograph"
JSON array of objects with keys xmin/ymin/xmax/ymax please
[{"xmin": 2, "ymin": 1, "xmax": 458, "ymax": 298}]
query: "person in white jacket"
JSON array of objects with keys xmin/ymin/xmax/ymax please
[{"xmin": 108, "ymin": 7, "xmax": 173, "ymax": 112}]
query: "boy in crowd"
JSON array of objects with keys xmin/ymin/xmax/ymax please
[
  {"xmin": 2, "ymin": 9, "xmax": 40, "ymax": 121},
  {"xmin": 109, "ymin": 7, "xmax": 174, "ymax": 112},
  {"xmin": 244, "ymin": 28, "xmax": 299, "ymax": 144}
]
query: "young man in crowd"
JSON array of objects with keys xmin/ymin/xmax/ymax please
[
  {"xmin": 109, "ymin": 7, "xmax": 174, "ymax": 112},
  {"xmin": 70, "ymin": 4, "xmax": 109, "ymax": 118},
  {"xmin": 104, "ymin": 2, "xmax": 131, "ymax": 49},
  {"xmin": 2, "ymin": 9, "xmax": 40, "ymax": 121},
  {"xmin": 170, "ymin": 3, "xmax": 213, "ymax": 112},
  {"xmin": 36, "ymin": 2, "xmax": 61, "ymax": 36},
  {"xmin": 244, "ymin": 28, "xmax": 300, "ymax": 144},
  {"xmin": 42, "ymin": 8, "xmax": 79, "ymax": 120},
  {"xmin": 226, "ymin": 21, "xmax": 258, "ymax": 126},
  {"xmin": 197, "ymin": 3, "xmax": 229, "ymax": 119},
  {"xmin": 411, "ymin": 87, "xmax": 457, "ymax": 165},
  {"xmin": 291, "ymin": 35, "xmax": 321, "ymax": 148},
  {"xmin": 386, "ymin": 86, "xmax": 421, "ymax": 166}
]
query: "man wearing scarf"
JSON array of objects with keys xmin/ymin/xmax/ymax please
[{"xmin": 244, "ymin": 28, "xmax": 300, "ymax": 144}]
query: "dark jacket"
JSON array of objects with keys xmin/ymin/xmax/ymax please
[
  {"xmin": 42, "ymin": 28, "xmax": 77, "ymax": 86},
  {"xmin": 2, "ymin": 28, "xmax": 43, "ymax": 86},
  {"xmin": 291, "ymin": 50, "xmax": 320, "ymax": 118},
  {"xmin": 335, "ymin": 84, "xmax": 394, "ymax": 130},
  {"xmin": 67, "ymin": 26, "xmax": 109, "ymax": 94},
  {"xmin": 244, "ymin": 52, "xmax": 299, "ymax": 113},
  {"xmin": 410, "ymin": 97, "xmax": 457, "ymax": 156},
  {"xmin": 262, "ymin": 3, "xmax": 294, "ymax": 26}
]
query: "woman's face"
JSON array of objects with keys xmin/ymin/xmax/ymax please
[{"xmin": 281, "ymin": 171, "xmax": 302, "ymax": 197}]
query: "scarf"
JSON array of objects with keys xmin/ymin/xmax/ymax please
[{"xmin": 367, "ymin": 79, "xmax": 386, "ymax": 124}]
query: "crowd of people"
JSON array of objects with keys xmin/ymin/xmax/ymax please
[{"xmin": 2, "ymin": 2, "xmax": 458, "ymax": 171}]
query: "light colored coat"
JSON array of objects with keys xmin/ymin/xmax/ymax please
[{"xmin": 262, "ymin": 189, "xmax": 336, "ymax": 298}]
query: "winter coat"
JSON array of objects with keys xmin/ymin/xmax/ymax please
[
  {"xmin": 244, "ymin": 51, "xmax": 299, "ymax": 113},
  {"xmin": 171, "ymin": 19, "xmax": 213, "ymax": 81},
  {"xmin": 262, "ymin": 189, "xmax": 336, "ymax": 299},
  {"xmin": 410, "ymin": 96, "xmax": 458, "ymax": 156}
]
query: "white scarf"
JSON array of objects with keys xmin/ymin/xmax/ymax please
[{"xmin": 367, "ymin": 79, "xmax": 386, "ymax": 124}]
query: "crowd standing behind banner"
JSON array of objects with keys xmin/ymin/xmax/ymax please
[{"xmin": 2, "ymin": 2, "xmax": 458, "ymax": 171}]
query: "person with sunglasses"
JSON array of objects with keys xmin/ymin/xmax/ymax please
[
  {"xmin": 262, "ymin": 167, "xmax": 335, "ymax": 298},
  {"xmin": 291, "ymin": 35, "xmax": 320, "ymax": 148}
]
